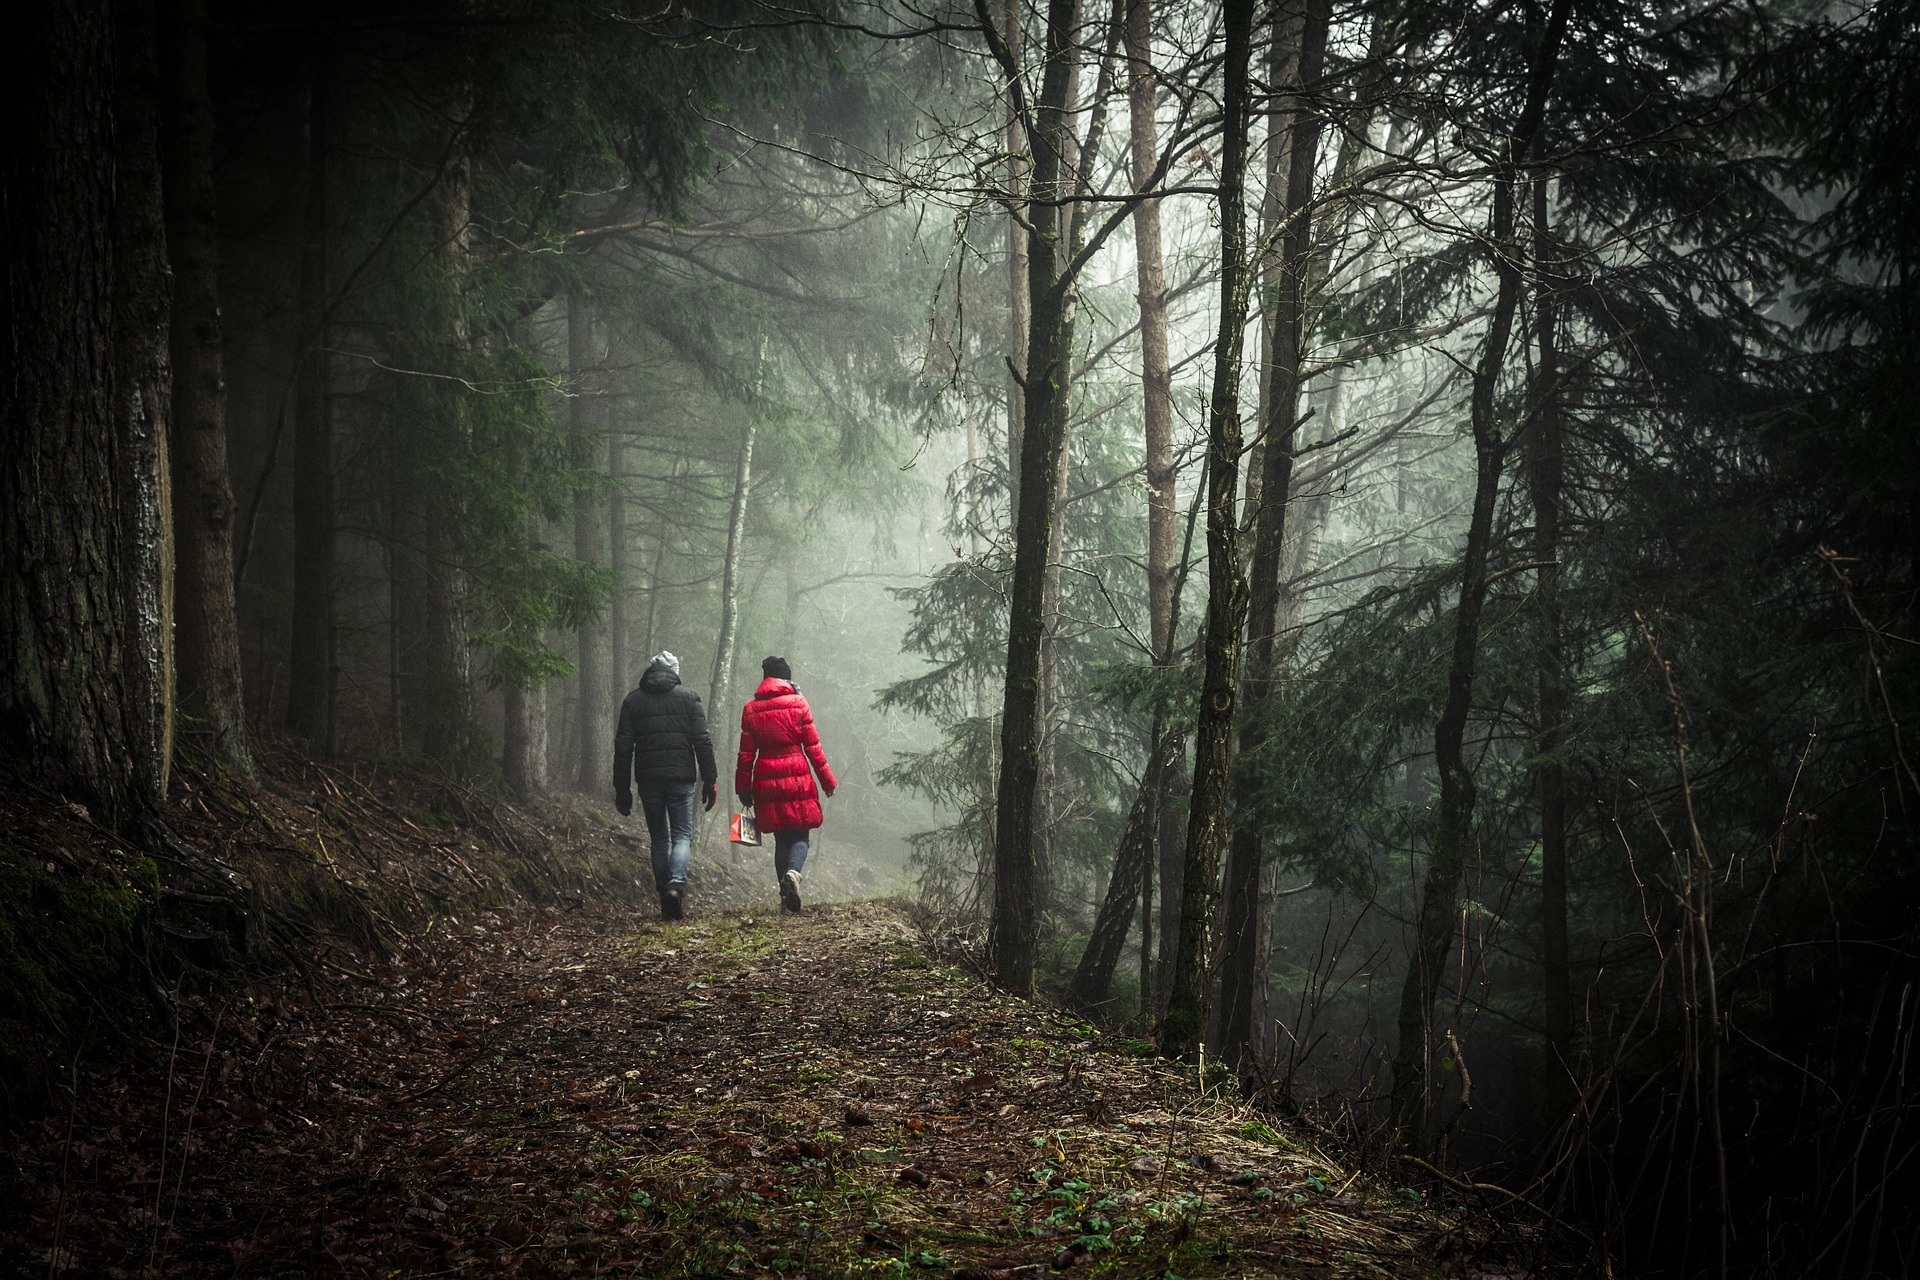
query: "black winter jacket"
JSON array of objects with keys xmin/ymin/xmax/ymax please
[{"xmin": 613, "ymin": 662, "xmax": 719, "ymax": 793}]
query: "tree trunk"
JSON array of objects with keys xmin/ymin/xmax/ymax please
[
  {"xmin": 1003, "ymin": 0, "xmax": 1028, "ymax": 500},
  {"xmin": 982, "ymin": 0, "xmax": 1026, "ymax": 918},
  {"xmin": 159, "ymin": 0, "xmax": 251, "ymax": 778},
  {"xmin": 609, "ymin": 423, "xmax": 629, "ymax": 696},
  {"xmin": 1070, "ymin": 721, "xmax": 1181, "ymax": 1011},
  {"xmin": 1128, "ymin": 0, "xmax": 1175, "ymax": 668},
  {"xmin": 1126, "ymin": 0, "xmax": 1181, "ymax": 1009},
  {"xmin": 408, "ymin": 120, "xmax": 475, "ymax": 768},
  {"xmin": 709, "ymin": 400, "xmax": 757, "ymax": 737},
  {"xmin": 1389, "ymin": 0, "xmax": 1572, "ymax": 1141},
  {"xmin": 1, "ymin": 0, "xmax": 172, "ymax": 828},
  {"xmin": 1217, "ymin": 0, "xmax": 1331, "ymax": 1068},
  {"xmin": 1036, "ymin": 433, "xmax": 1071, "ymax": 938},
  {"xmin": 114, "ymin": 0, "xmax": 176, "ymax": 810},
  {"xmin": 503, "ymin": 682, "xmax": 547, "ymax": 797},
  {"xmin": 1155, "ymin": 746, "xmax": 1187, "ymax": 1008},
  {"xmin": 571, "ymin": 284, "xmax": 607, "ymax": 790},
  {"xmin": 1138, "ymin": 840, "xmax": 1155, "ymax": 1015},
  {"xmin": 985, "ymin": 0, "xmax": 1083, "ymax": 993},
  {"xmin": 287, "ymin": 54, "xmax": 333, "ymax": 746},
  {"xmin": 1530, "ymin": 174, "xmax": 1574, "ymax": 1087},
  {"xmin": 1160, "ymin": 0, "xmax": 1256, "ymax": 1064}
]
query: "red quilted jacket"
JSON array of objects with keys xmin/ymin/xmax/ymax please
[{"xmin": 734, "ymin": 677, "xmax": 837, "ymax": 831}]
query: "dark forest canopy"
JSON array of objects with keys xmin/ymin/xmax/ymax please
[{"xmin": 1, "ymin": 0, "xmax": 1915, "ymax": 1275}]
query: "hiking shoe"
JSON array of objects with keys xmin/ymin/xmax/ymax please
[
  {"xmin": 661, "ymin": 883, "xmax": 685, "ymax": 921},
  {"xmin": 779, "ymin": 869, "xmax": 803, "ymax": 914}
]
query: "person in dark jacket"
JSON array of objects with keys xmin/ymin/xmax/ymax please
[
  {"xmin": 613, "ymin": 650, "xmax": 718, "ymax": 919},
  {"xmin": 735, "ymin": 655, "xmax": 836, "ymax": 913}
]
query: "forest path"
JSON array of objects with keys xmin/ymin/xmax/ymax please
[{"xmin": 6, "ymin": 900, "xmax": 1454, "ymax": 1279}]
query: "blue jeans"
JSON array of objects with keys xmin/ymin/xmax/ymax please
[
  {"xmin": 639, "ymin": 781, "xmax": 697, "ymax": 893},
  {"xmin": 774, "ymin": 828, "xmax": 810, "ymax": 881}
]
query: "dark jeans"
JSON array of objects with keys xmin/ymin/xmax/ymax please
[
  {"xmin": 773, "ymin": 828, "xmax": 810, "ymax": 882},
  {"xmin": 639, "ymin": 781, "xmax": 697, "ymax": 893}
]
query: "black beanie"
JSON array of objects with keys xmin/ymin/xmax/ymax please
[{"xmin": 762, "ymin": 655, "xmax": 792, "ymax": 681}]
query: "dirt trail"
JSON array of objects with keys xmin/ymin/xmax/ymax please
[{"xmin": 4, "ymin": 899, "xmax": 1472, "ymax": 1278}]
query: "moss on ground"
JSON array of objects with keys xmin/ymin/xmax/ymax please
[{"xmin": 0, "ymin": 830, "xmax": 157, "ymax": 1117}]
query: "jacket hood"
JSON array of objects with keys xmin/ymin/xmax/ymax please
[
  {"xmin": 640, "ymin": 661, "xmax": 682, "ymax": 693},
  {"xmin": 753, "ymin": 676, "xmax": 797, "ymax": 699}
]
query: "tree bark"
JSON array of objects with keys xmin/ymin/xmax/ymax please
[
  {"xmin": 1389, "ymin": 0, "xmax": 1572, "ymax": 1141},
  {"xmin": 287, "ymin": 53, "xmax": 333, "ymax": 746},
  {"xmin": 409, "ymin": 117, "xmax": 475, "ymax": 768},
  {"xmin": 114, "ymin": 0, "xmax": 176, "ymax": 810},
  {"xmin": 160, "ymin": 0, "xmax": 251, "ymax": 779},
  {"xmin": 1070, "ymin": 722, "xmax": 1181, "ymax": 1011},
  {"xmin": 984, "ymin": 0, "xmax": 1083, "ymax": 993},
  {"xmin": 1160, "ymin": 0, "xmax": 1257, "ymax": 1064},
  {"xmin": 1, "ymin": 0, "xmax": 173, "ymax": 828},
  {"xmin": 1035, "ymin": 5, "xmax": 1123, "ymax": 963},
  {"xmin": 709, "ymin": 372, "xmax": 758, "ymax": 738},
  {"xmin": 571, "ymin": 283, "xmax": 607, "ymax": 790},
  {"xmin": 1128, "ymin": 0, "xmax": 1175, "ymax": 668},
  {"xmin": 1217, "ymin": 0, "xmax": 1331, "ymax": 1069},
  {"xmin": 1530, "ymin": 173, "xmax": 1574, "ymax": 1087},
  {"xmin": 503, "ymin": 681, "xmax": 547, "ymax": 797},
  {"xmin": 1003, "ymin": 0, "xmax": 1028, "ymax": 500},
  {"xmin": 1125, "ymin": 0, "xmax": 1183, "ymax": 1009},
  {"xmin": 609, "ymin": 423, "xmax": 629, "ymax": 696}
]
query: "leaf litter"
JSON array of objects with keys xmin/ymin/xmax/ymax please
[
  {"xmin": 0, "ymin": 749, "xmax": 1585, "ymax": 1278},
  {"xmin": 3, "ymin": 897, "xmax": 1570, "ymax": 1278}
]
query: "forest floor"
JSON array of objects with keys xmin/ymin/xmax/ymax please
[
  {"xmin": 0, "ymin": 751, "xmax": 1568, "ymax": 1279},
  {"xmin": 2, "ymin": 900, "xmax": 1512, "ymax": 1279}
]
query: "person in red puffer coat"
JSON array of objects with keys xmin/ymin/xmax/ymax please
[{"xmin": 735, "ymin": 655, "xmax": 836, "ymax": 913}]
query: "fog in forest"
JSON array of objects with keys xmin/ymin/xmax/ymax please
[{"xmin": 3, "ymin": 0, "xmax": 1917, "ymax": 1276}]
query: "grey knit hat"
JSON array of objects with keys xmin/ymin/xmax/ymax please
[{"xmin": 652, "ymin": 650, "xmax": 680, "ymax": 675}]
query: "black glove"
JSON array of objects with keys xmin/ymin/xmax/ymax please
[
  {"xmin": 616, "ymin": 790, "xmax": 632, "ymax": 817},
  {"xmin": 701, "ymin": 780, "xmax": 717, "ymax": 812},
  {"xmin": 737, "ymin": 792, "xmax": 753, "ymax": 810}
]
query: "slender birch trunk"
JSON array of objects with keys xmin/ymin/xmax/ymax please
[{"xmin": 709, "ymin": 377, "xmax": 758, "ymax": 737}]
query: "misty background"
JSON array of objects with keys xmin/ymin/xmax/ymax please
[{"xmin": 2, "ymin": 0, "xmax": 1915, "ymax": 1276}]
